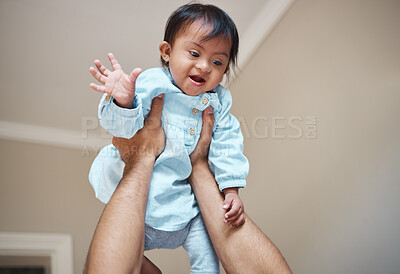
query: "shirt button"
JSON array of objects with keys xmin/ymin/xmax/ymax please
[
  {"xmin": 202, "ymin": 98, "xmax": 209, "ymax": 104},
  {"xmin": 190, "ymin": 129, "xmax": 195, "ymax": 135},
  {"xmin": 192, "ymin": 108, "xmax": 199, "ymax": 115},
  {"xmin": 105, "ymin": 94, "xmax": 111, "ymax": 101}
]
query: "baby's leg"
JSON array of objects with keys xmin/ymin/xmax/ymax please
[
  {"xmin": 183, "ymin": 213, "xmax": 220, "ymax": 273},
  {"xmin": 142, "ymin": 223, "xmax": 188, "ymax": 274},
  {"xmin": 140, "ymin": 255, "xmax": 162, "ymax": 274}
]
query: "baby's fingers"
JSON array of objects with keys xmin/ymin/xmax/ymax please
[
  {"xmin": 225, "ymin": 204, "xmax": 243, "ymax": 222},
  {"xmin": 94, "ymin": 59, "xmax": 111, "ymax": 76},
  {"xmin": 108, "ymin": 52, "xmax": 122, "ymax": 71},
  {"xmin": 89, "ymin": 83, "xmax": 106, "ymax": 93},
  {"xmin": 89, "ymin": 66, "xmax": 107, "ymax": 84},
  {"xmin": 230, "ymin": 213, "xmax": 246, "ymax": 227}
]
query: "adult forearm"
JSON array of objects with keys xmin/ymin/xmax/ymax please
[
  {"xmin": 189, "ymin": 163, "xmax": 292, "ymax": 274},
  {"xmin": 85, "ymin": 156, "xmax": 155, "ymax": 274}
]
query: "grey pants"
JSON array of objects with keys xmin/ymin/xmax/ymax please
[{"xmin": 145, "ymin": 213, "xmax": 220, "ymax": 273}]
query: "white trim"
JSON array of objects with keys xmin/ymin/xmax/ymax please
[
  {"xmin": 0, "ymin": 0, "xmax": 295, "ymax": 150},
  {"xmin": 237, "ymin": 0, "xmax": 296, "ymax": 71},
  {"xmin": 0, "ymin": 120, "xmax": 110, "ymax": 151},
  {"xmin": 0, "ymin": 232, "xmax": 73, "ymax": 274}
]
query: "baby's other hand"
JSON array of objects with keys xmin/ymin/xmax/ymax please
[
  {"xmin": 222, "ymin": 188, "xmax": 245, "ymax": 227},
  {"xmin": 89, "ymin": 53, "xmax": 142, "ymax": 109}
]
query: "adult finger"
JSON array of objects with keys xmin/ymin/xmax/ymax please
[
  {"xmin": 189, "ymin": 107, "xmax": 214, "ymax": 163},
  {"xmin": 108, "ymin": 52, "xmax": 122, "ymax": 71},
  {"xmin": 198, "ymin": 106, "xmax": 214, "ymax": 146},
  {"xmin": 112, "ymin": 136, "xmax": 125, "ymax": 157},
  {"xmin": 112, "ymin": 136, "xmax": 134, "ymax": 163},
  {"xmin": 145, "ymin": 94, "xmax": 165, "ymax": 128},
  {"xmin": 112, "ymin": 136, "xmax": 122, "ymax": 150}
]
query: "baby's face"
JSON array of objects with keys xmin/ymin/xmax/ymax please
[{"xmin": 164, "ymin": 22, "xmax": 231, "ymax": 96}]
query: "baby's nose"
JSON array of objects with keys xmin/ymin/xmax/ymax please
[{"xmin": 196, "ymin": 60, "xmax": 211, "ymax": 73}]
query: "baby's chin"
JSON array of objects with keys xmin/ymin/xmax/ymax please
[
  {"xmin": 180, "ymin": 85, "xmax": 218, "ymax": 96},
  {"xmin": 181, "ymin": 90, "xmax": 206, "ymax": 96},
  {"xmin": 179, "ymin": 87, "xmax": 208, "ymax": 96}
]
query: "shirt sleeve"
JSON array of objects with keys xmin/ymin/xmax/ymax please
[
  {"xmin": 98, "ymin": 93, "xmax": 144, "ymax": 138},
  {"xmin": 208, "ymin": 88, "xmax": 249, "ymax": 192}
]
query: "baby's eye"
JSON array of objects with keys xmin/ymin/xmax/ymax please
[
  {"xmin": 189, "ymin": 51, "xmax": 199, "ymax": 57},
  {"xmin": 213, "ymin": 60, "xmax": 223, "ymax": 66}
]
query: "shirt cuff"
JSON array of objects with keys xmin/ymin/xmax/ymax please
[
  {"xmin": 218, "ymin": 179, "xmax": 247, "ymax": 192},
  {"xmin": 108, "ymin": 94, "xmax": 142, "ymax": 118}
]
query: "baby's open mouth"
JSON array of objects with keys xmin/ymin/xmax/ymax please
[{"xmin": 190, "ymin": 76, "xmax": 205, "ymax": 83}]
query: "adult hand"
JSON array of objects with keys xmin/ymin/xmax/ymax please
[
  {"xmin": 112, "ymin": 94, "xmax": 165, "ymax": 164},
  {"xmin": 189, "ymin": 106, "xmax": 214, "ymax": 166}
]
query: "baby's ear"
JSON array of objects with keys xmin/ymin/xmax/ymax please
[{"xmin": 159, "ymin": 41, "xmax": 171, "ymax": 63}]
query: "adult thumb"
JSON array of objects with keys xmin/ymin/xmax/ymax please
[{"xmin": 147, "ymin": 94, "xmax": 165, "ymax": 127}]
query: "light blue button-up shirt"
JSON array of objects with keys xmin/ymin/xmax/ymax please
[{"xmin": 89, "ymin": 67, "xmax": 249, "ymax": 231}]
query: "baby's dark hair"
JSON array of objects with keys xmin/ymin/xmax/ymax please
[{"xmin": 161, "ymin": 3, "xmax": 239, "ymax": 72}]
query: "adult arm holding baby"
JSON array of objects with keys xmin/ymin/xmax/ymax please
[
  {"xmin": 84, "ymin": 94, "xmax": 165, "ymax": 274},
  {"xmin": 189, "ymin": 109, "xmax": 292, "ymax": 274}
]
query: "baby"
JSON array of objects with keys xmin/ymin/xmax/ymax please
[{"xmin": 89, "ymin": 3, "xmax": 249, "ymax": 273}]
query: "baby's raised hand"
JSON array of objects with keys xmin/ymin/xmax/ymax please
[
  {"xmin": 222, "ymin": 188, "xmax": 245, "ymax": 227},
  {"xmin": 89, "ymin": 53, "xmax": 142, "ymax": 109}
]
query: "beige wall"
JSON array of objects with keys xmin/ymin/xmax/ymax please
[
  {"xmin": 1, "ymin": 0, "xmax": 399, "ymax": 273},
  {"xmin": 0, "ymin": 140, "xmax": 104, "ymax": 273},
  {"xmin": 229, "ymin": 0, "xmax": 400, "ymax": 273}
]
